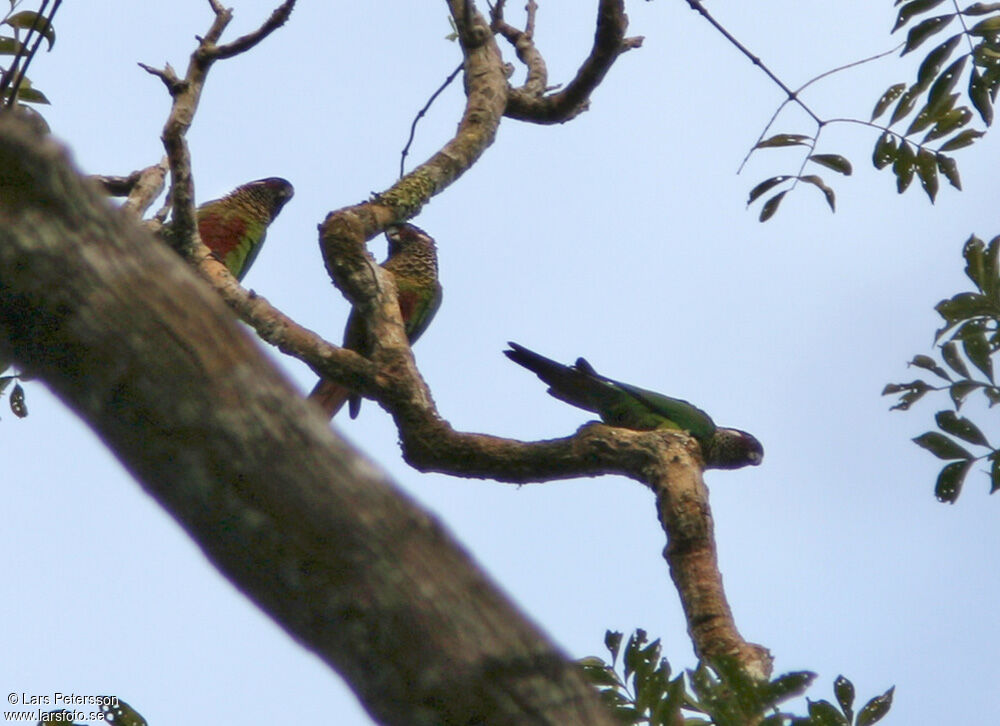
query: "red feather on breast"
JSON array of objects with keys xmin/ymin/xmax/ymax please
[{"xmin": 198, "ymin": 215, "xmax": 248, "ymax": 258}]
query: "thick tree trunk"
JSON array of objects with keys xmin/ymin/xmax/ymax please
[{"xmin": 0, "ymin": 115, "xmax": 616, "ymax": 726}]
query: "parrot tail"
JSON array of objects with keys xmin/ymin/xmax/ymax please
[
  {"xmin": 308, "ymin": 378, "xmax": 351, "ymax": 420},
  {"xmin": 503, "ymin": 342, "xmax": 607, "ymax": 415}
]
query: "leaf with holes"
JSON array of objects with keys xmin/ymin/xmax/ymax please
[
  {"xmin": 969, "ymin": 69, "xmax": 994, "ymax": 125},
  {"xmin": 893, "ymin": 0, "xmax": 949, "ymax": 32},
  {"xmin": 936, "ymin": 153, "xmax": 962, "ymax": 188},
  {"xmin": 915, "ymin": 148, "xmax": 940, "ymax": 201},
  {"xmin": 913, "ymin": 431, "xmax": 973, "ymax": 459},
  {"xmin": 939, "ymin": 128, "xmax": 984, "ymax": 150},
  {"xmin": 927, "ymin": 57, "xmax": 967, "ymax": 112},
  {"xmin": 923, "ymin": 106, "xmax": 972, "ymax": 142},
  {"xmin": 872, "ymin": 83, "xmax": 907, "ymax": 120},
  {"xmin": 916, "ymin": 34, "xmax": 962, "ymax": 90},
  {"xmin": 890, "ymin": 86, "xmax": 921, "ymax": 124},
  {"xmin": 873, "ymin": 132, "xmax": 898, "ymax": 169},
  {"xmin": 893, "ymin": 140, "xmax": 916, "ymax": 192},
  {"xmin": 935, "ymin": 460, "xmax": 973, "ymax": 502},
  {"xmin": 960, "ymin": 321, "xmax": 994, "ymax": 380},
  {"xmin": 936, "ymin": 410, "xmax": 990, "ymax": 446},
  {"xmin": 903, "ymin": 15, "xmax": 955, "ymax": 54}
]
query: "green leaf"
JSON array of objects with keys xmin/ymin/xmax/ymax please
[
  {"xmin": 935, "ymin": 291, "xmax": 997, "ymax": 322},
  {"xmin": 912, "ymin": 431, "xmax": 973, "ymax": 459},
  {"xmin": 857, "ymin": 686, "xmax": 896, "ymax": 726},
  {"xmin": 834, "ymin": 675, "xmax": 855, "ymax": 722},
  {"xmin": 935, "ymin": 410, "xmax": 990, "ymax": 445},
  {"xmin": 871, "ymin": 83, "xmax": 907, "ymax": 120},
  {"xmin": 889, "ymin": 86, "xmax": 921, "ymax": 124},
  {"xmin": 9, "ymin": 382, "xmax": 26, "ymax": 418},
  {"xmin": 922, "ymin": 106, "xmax": 972, "ymax": 142},
  {"xmin": 910, "ymin": 354, "xmax": 951, "ymax": 380},
  {"xmin": 12, "ymin": 85, "xmax": 49, "ymax": 104},
  {"xmin": 759, "ymin": 190, "xmax": 788, "ymax": 222},
  {"xmin": 892, "ymin": 140, "xmax": 916, "ymax": 192},
  {"xmin": 935, "ymin": 460, "xmax": 973, "ymax": 502},
  {"xmin": 0, "ymin": 35, "xmax": 23, "ymax": 55},
  {"xmin": 990, "ymin": 453, "xmax": 1000, "ymax": 493},
  {"xmin": 949, "ymin": 380, "xmax": 983, "ymax": 408},
  {"xmin": 962, "ymin": 234, "xmax": 988, "ymax": 290},
  {"xmin": 747, "ymin": 175, "xmax": 792, "ymax": 204},
  {"xmin": 915, "ymin": 147, "xmax": 939, "ymax": 201},
  {"xmin": 809, "ymin": 154, "xmax": 853, "ymax": 175},
  {"xmin": 4, "ymin": 10, "xmax": 55, "ymax": 50},
  {"xmin": 936, "ymin": 153, "xmax": 962, "ymax": 189},
  {"xmin": 960, "ymin": 321, "xmax": 994, "ymax": 380},
  {"xmin": 970, "ymin": 14, "xmax": 1000, "ymax": 35},
  {"xmin": 969, "ymin": 68, "xmax": 994, "ymax": 125},
  {"xmin": 985, "ymin": 235, "xmax": 1000, "ymax": 296},
  {"xmin": 755, "ymin": 133, "xmax": 812, "ymax": 148},
  {"xmin": 963, "ymin": 2, "xmax": 1000, "ymax": 15},
  {"xmin": 902, "ymin": 15, "xmax": 955, "ymax": 55},
  {"xmin": 942, "ymin": 340, "xmax": 971, "ymax": 376},
  {"xmin": 807, "ymin": 699, "xmax": 847, "ymax": 726},
  {"xmin": 916, "ymin": 34, "xmax": 962, "ymax": 91},
  {"xmin": 578, "ymin": 660, "xmax": 621, "ymax": 688},
  {"xmin": 605, "ymin": 630, "xmax": 623, "ymax": 665},
  {"xmin": 927, "ymin": 56, "xmax": 967, "ymax": 113},
  {"xmin": 893, "ymin": 0, "xmax": 948, "ymax": 32},
  {"xmin": 799, "ymin": 174, "xmax": 836, "ymax": 212},
  {"xmin": 872, "ymin": 132, "xmax": 898, "ymax": 169}
]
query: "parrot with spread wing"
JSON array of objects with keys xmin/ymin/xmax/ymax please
[
  {"xmin": 504, "ymin": 342, "xmax": 763, "ymax": 469},
  {"xmin": 309, "ymin": 223, "xmax": 443, "ymax": 419},
  {"xmin": 166, "ymin": 177, "xmax": 294, "ymax": 280}
]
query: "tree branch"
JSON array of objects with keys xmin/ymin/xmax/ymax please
[
  {"xmin": 0, "ymin": 112, "xmax": 620, "ymax": 726},
  {"xmin": 502, "ymin": 0, "xmax": 643, "ymax": 124}
]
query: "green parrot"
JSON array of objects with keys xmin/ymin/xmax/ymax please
[
  {"xmin": 504, "ymin": 342, "xmax": 763, "ymax": 469},
  {"xmin": 167, "ymin": 177, "xmax": 294, "ymax": 280},
  {"xmin": 310, "ymin": 223, "xmax": 443, "ymax": 419}
]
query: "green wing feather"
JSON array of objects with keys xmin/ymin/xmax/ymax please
[{"xmin": 505, "ymin": 343, "xmax": 717, "ymax": 441}]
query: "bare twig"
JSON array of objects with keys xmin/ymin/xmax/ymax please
[
  {"xmin": 738, "ymin": 42, "xmax": 904, "ymax": 174},
  {"xmin": 141, "ymin": 0, "xmax": 297, "ymax": 266},
  {"xmin": 211, "ymin": 0, "xmax": 295, "ymax": 60},
  {"xmin": 503, "ymin": 0, "xmax": 643, "ymax": 124},
  {"xmin": 491, "ymin": 0, "xmax": 547, "ymax": 96},
  {"xmin": 399, "ymin": 62, "xmax": 464, "ymax": 179},
  {"xmin": 90, "ymin": 170, "xmax": 142, "ymax": 197},
  {"xmin": 122, "ymin": 157, "xmax": 169, "ymax": 218}
]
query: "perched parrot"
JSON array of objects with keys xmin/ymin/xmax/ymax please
[
  {"xmin": 504, "ymin": 342, "xmax": 763, "ymax": 469},
  {"xmin": 166, "ymin": 177, "xmax": 294, "ymax": 280},
  {"xmin": 309, "ymin": 223, "xmax": 443, "ymax": 419}
]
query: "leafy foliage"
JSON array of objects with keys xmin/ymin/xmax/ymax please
[
  {"xmin": 870, "ymin": 0, "xmax": 1000, "ymax": 198},
  {"xmin": 579, "ymin": 629, "xmax": 893, "ymax": 725},
  {"xmin": 0, "ymin": 1, "xmax": 58, "ymax": 112},
  {"xmin": 884, "ymin": 234, "xmax": 1000, "ymax": 501},
  {"xmin": 747, "ymin": 1, "xmax": 1000, "ymax": 220}
]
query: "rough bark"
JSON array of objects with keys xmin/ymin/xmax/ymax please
[{"xmin": 0, "ymin": 115, "xmax": 618, "ymax": 725}]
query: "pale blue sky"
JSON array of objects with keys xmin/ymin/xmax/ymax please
[{"xmin": 3, "ymin": 1, "xmax": 998, "ymax": 723}]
